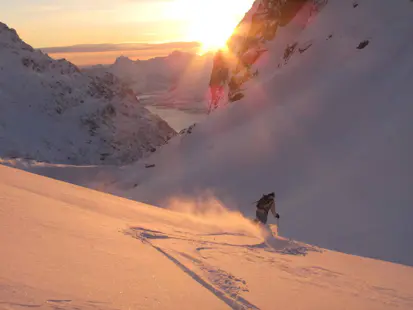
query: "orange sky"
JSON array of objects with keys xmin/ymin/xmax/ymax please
[
  {"xmin": 45, "ymin": 44, "xmax": 201, "ymax": 67},
  {"xmin": 1, "ymin": 0, "xmax": 254, "ymax": 65}
]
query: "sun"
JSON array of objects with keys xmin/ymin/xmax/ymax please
[
  {"xmin": 168, "ymin": 0, "xmax": 254, "ymax": 53},
  {"xmin": 189, "ymin": 18, "xmax": 237, "ymax": 54}
]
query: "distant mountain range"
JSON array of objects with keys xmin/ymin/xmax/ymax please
[{"xmin": 85, "ymin": 51, "xmax": 214, "ymax": 113}]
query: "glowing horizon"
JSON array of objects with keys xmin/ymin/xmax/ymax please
[
  {"xmin": 0, "ymin": 0, "xmax": 254, "ymax": 52},
  {"xmin": 167, "ymin": 0, "xmax": 254, "ymax": 53}
]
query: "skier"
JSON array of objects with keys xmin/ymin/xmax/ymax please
[{"xmin": 255, "ymin": 192, "xmax": 280, "ymax": 225}]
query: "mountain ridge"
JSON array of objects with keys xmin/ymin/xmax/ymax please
[{"xmin": 0, "ymin": 22, "xmax": 175, "ymax": 165}]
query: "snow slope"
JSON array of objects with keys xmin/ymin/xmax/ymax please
[
  {"xmin": 2, "ymin": 164, "xmax": 413, "ymax": 310},
  {"xmin": 103, "ymin": 0, "xmax": 413, "ymax": 266},
  {"xmin": 0, "ymin": 22, "xmax": 175, "ymax": 165}
]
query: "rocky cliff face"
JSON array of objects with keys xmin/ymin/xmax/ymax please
[
  {"xmin": 209, "ymin": 0, "xmax": 328, "ymax": 110},
  {"xmin": 0, "ymin": 22, "xmax": 175, "ymax": 165}
]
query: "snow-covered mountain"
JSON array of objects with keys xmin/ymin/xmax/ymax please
[
  {"xmin": 0, "ymin": 22, "xmax": 175, "ymax": 165},
  {"xmin": 2, "ymin": 165, "xmax": 413, "ymax": 309},
  {"xmin": 99, "ymin": 0, "xmax": 412, "ymax": 266},
  {"xmin": 86, "ymin": 51, "xmax": 214, "ymax": 113}
]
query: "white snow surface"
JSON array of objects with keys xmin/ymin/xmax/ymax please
[
  {"xmin": 98, "ymin": 0, "xmax": 413, "ymax": 266},
  {"xmin": 2, "ymin": 164, "xmax": 413, "ymax": 310},
  {"xmin": 0, "ymin": 22, "xmax": 175, "ymax": 165}
]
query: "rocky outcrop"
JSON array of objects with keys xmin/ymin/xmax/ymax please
[{"xmin": 208, "ymin": 0, "xmax": 328, "ymax": 110}]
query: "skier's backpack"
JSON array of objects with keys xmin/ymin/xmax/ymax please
[{"xmin": 256, "ymin": 194, "xmax": 271, "ymax": 210}]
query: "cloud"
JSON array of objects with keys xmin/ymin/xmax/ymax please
[{"xmin": 41, "ymin": 41, "xmax": 201, "ymax": 54}]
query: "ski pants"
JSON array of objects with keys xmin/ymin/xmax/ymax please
[{"xmin": 256, "ymin": 210, "xmax": 268, "ymax": 224}]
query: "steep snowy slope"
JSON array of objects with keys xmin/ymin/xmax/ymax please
[
  {"xmin": 0, "ymin": 22, "xmax": 175, "ymax": 165},
  {"xmin": 106, "ymin": 0, "xmax": 413, "ymax": 266},
  {"xmin": 2, "ymin": 165, "xmax": 413, "ymax": 310},
  {"xmin": 86, "ymin": 51, "xmax": 213, "ymax": 112}
]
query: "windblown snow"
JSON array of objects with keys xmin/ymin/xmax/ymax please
[
  {"xmin": 0, "ymin": 22, "xmax": 175, "ymax": 165},
  {"xmin": 1, "ymin": 165, "xmax": 413, "ymax": 310}
]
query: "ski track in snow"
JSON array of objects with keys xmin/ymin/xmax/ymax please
[
  {"xmin": 123, "ymin": 225, "xmax": 413, "ymax": 309},
  {"xmin": 2, "ymin": 165, "xmax": 413, "ymax": 309},
  {"xmin": 127, "ymin": 227, "xmax": 258, "ymax": 309},
  {"xmin": 124, "ymin": 226, "xmax": 320, "ymax": 310}
]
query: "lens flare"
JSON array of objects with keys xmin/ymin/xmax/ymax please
[{"xmin": 168, "ymin": 0, "xmax": 254, "ymax": 53}]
